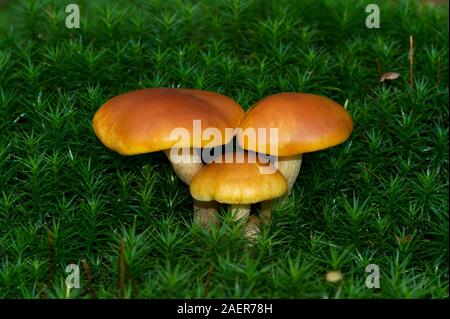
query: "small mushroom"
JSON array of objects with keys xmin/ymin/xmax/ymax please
[
  {"xmin": 237, "ymin": 93, "xmax": 353, "ymax": 222},
  {"xmin": 92, "ymin": 88, "xmax": 244, "ymax": 227},
  {"xmin": 245, "ymin": 215, "xmax": 262, "ymax": 243},
  {"xmin": 189, "ymin": 152, "xmax": 288, "ymax": 239},
  {"xmin": 325, "ymin": 270, "xmax": 343, "ymax": 283}
]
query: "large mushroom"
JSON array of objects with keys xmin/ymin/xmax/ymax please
[
  {"xmin": 93, "ymin": 88, "xmax": 244, "ymax": 227},
  {"xmin": 189, "ymin": 151, "xmax": 288, "ymax": 239},
  {"xmin": 237, "ymin": 93, "xmax": 353, "ymax": 221}
]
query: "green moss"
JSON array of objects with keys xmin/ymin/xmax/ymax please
[{"xmin": 0, "ymin": 0, "xmax": 448, "ymax": 298}]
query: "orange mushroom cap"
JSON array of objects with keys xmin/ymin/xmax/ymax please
[
  {"xmin": 237, "ymin": 93, "xmax": 353, "ymax": 156},
  {"xmin": 190, "ymin": 152, "xmax": 288, "ymax": 204},
  {"xmin": 93, "ymin": 88, "xmax": 244, "ymax": 155}
]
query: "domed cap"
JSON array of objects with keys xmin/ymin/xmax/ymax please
[
  {"xmin": 237, "ymin": 93, "xmax": 353, "ymax": 156},
  {"xmin": 93, "ymin": 88, "xmax": 244, "ymax": 155},
  {"xmin": 190, "ymin": 152, "xmax": 288, "ymax": 204}
]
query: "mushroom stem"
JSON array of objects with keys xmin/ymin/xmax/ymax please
[
  {"xmin": 230, "ymin": 204, "xmax": 251, "ymax": 223},
  {"xmin": 260, "ymin": 200, "xmax": 273, "ymax": 225},
  {"xmin": 164, "ymin": 148, "xmax": 204, "ymax": 185},
  {"xmin": 276, "ymin": 154, "xmax": 303, "ymax": 194},
  {"xmin": 258, "ymin": 155, "xmax": 302, "ymax": 226},
  {"xmin": 164, "ymin": 148, "xmax": 219, "ymax": 228},
  {"xmin": 193, "ymin": 200, "xmax": 220, "ymax": 228},
  {"xmin": 245, "ymin": 215, "xmax": 261, "ymax": 243}
]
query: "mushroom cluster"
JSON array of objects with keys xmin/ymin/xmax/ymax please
[
  {"xmin": 190, "ymin": 92, "xmax": 353, "ymax": 238},
  {"xmin": 93, "ymin": 88, "xmax": 353, "ymax": 242}
]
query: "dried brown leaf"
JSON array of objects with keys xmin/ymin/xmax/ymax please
[
  {"xmin": 380, "ymin": 72, "xmax": 400, "ymax": 82},
  {"xmin": 395, "ymin": 235, "xmax": 413, "ymax": 244}
]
